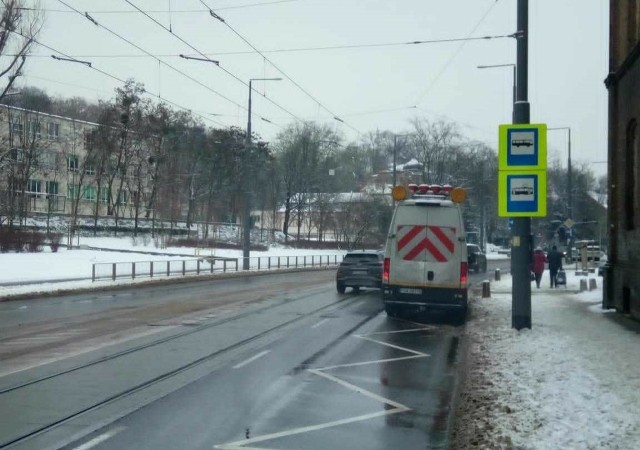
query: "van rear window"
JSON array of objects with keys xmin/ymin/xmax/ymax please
[{"xmin": 344, "ymin": 254, "xmax": 380, "ymax": 262}]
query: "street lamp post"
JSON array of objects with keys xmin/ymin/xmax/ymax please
[
  {"xmin": 243, "ymin": 77, "xmax": 282, "ymax": 270},
  {"xmin": 477, "ymin": 63, "xmax": 516, "ymax": 123}
]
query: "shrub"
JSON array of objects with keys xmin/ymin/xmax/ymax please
[
  {"xmin": 47, "ymin": 233, "xmax": 62, "ymax": 252},
  {"xmin": 26, "ymin": 231, "xmax": 45, "ymax": 253}
]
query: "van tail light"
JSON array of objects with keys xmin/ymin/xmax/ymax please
[
  {"xmin": 383, "ymin": 257, "xmax": 390, "ymax": 283},
  {"xmin": 460, "ymin": 262, "xmax": 468, "ymax": 285}
]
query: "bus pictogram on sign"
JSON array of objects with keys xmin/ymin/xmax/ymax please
[{"xmin": 396, "ymin": 225, "xmax": 456, "ymax": 262}]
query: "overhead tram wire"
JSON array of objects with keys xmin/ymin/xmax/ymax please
[
  {"xmin": 7, "ymin": 34, "xmax": 516, "ymax": 59},
  {"xmin": 121, "ymin": 0, "xmax": 304, "ymax": 124},
  {"xmin": 414, "ymin": 0, "xmax": 506, "ymax": 105},
  {"xmin": 55, "ymin": 0, "xmax": 261, "ymax": 124},
  {"xmin": 10, "ymin": 31, "xmax": 227, "ymax": 128},
  {"xmin": 198, "ymin": 0, "xmax": 362, "ymax": 135},
  {"xmin": 22, "ymin": 0, "xmax": 304, "ymax": 14}
]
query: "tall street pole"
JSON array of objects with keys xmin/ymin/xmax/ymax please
[
  {"xmin": 392, "ymin": 135, "xmax": 398, "ymax": 188},
  {"xmin": 243, "ymin": 77, "xmax": 281, "ymax": 270},
  {"xmin": 243, "ymin": 80, "xmax": 253, "ymax": 271},
  {"xmin": 512, "ymin": 0, "xmax": 531, "ymax": 330}
]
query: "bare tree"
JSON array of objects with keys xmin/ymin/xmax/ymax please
[
  {"xmin": 410, "ymin": 118, "xmax": 460, "ymax": 184},
  {"xmin": 0, "ymin": 1, "xmax": 44, "ymax": 100}
]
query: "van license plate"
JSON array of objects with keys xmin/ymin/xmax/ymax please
[
  {"xmin": 353, "ymin": 270, "xmax": 367, "ymax": 275},
  {"xmin": 399, "ymin": 288, "xmax": 422, "ymax": 295}
]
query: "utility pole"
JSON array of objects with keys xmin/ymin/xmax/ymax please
[{"xmin": 512, "ymin": 0, "xmax": 531, "ymax": 330}]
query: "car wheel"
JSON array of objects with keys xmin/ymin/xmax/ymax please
[
  {"xmin": 336, "ymin": 282, "xmax": 346, "ymax": 294},
  {"xmin": 385, "ymin": 304, "xmax": 399, "ymax": 318},
  {"xmin": 352, "ymin": 286, "xmax": 360, "ymax": 294}
]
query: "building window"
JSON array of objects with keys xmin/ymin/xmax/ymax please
[
  {"xmin": 85, "ymin": 165, "xmax": 96, "ymax": 175},
  {"xmin": 83, "ymin": 186, "xmax": 97, "ymax": 201},
  {"xmin": 46, "ymin": 181, "xmax": 59, "ymax": 195},
  {"xmin": 67, "ymin": 155, "xmax": 79, "ymax": 173},
  {"xmin": 10, "ymin": 148, "xmax": 24, "ymax": 162},
  {"xmin": 116, "ymin": 190, "xmax": 129, "ymax": 205},
  {"xmin": 99, "ymin": 187, "xmax": 110, "ymax": 203},
  {"xmin": 625, "ymin": 120, "xmax": 638, "ymax": 230},
  {"xmin": 27, "ymin": 179, "xmax": 42, "ymax": 194},
  {"xmin": 27, "ymin": 120, "xmax": 41, "ymax": 139},
  {"xmin": 67, "ymin": 184, "xmax": 80, "ymax": 199},
  {"xmin": 11, "ymin": 121, "xmax": 23, "ymax": 135},
  {"xmin": 84, "ymin": 130, "xmax": 94, "ymax": 150},
  {"xmin": 47, "ymin": 122, "xmax": 60, "ymax": 140}
]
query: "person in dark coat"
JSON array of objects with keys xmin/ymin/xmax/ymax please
[
  {"xmin": 531, "ymin": 247, "xmax": 546, "ymax": 288},
  {"xmin": 547, "ymin": 245, "xmax": 563, "ymax": 288}
]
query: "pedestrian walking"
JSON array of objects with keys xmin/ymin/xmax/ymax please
[
  {"xmin": 531, "ymin": 247, "xmax": 546, "ymax": 288},
  {"xmin": 548, "ymin": 245, "xmax": 563, "ymax": 288}
]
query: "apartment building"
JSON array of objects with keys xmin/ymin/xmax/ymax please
[{"xmin": 0, "ymin": 104, "xmax": 152, "ymax": 224}]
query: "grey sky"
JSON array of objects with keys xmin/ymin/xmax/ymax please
[{"xmin": 17, "ymin": 0, "xmax": 608, "ymax": 176}]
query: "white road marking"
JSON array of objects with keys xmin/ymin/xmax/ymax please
[
  {"xmin": 363, "ymin": 327, "xmax": 434, "ymax": 335},
  {"xmin": 214, "ymin": 326, "xmax": 433, "ymax": 450},
  {"xmin": 311, "ymin": 318, "xmax": 329, "ymax": 329},
  {"xmin": 232, "ymin": 350, "xmax": 270, "ymax": 369},
  {"xmin": 18, "ymin": 305, "xmax": 28, "ymax": 310},
  {"xmin": 72, "ymin": 426, "xmax": 126, "ymax": 450}
]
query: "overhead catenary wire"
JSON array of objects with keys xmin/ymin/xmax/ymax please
[
  {"xmin": 55, "ymin": 0, "xmax": 259, "ymax": 124},
  {"xmin": 20, "ymin": 0, "xmax": 304, "ymax": 14},
  {"xmin": 198, "ymin": 0, "xmax": 362, "ymax": 135},
  {"xmin": 120, "ymin": 0, "xmax": 304, "ymax": 124},
  {"xmin": 9, "ymin": 33, "xmax": 516, "ymax": 59},
  {"xmin": 414, "ymin": 0, "xmax": 505, "ymax": 105},
  {"xmin": 10, "ymin": 29, "xmax": 228, "ymax": 128}
]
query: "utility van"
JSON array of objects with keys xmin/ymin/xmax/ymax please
[{"xmin": 382, "ymin": 184, "xmax": 468, "ymax": 321}]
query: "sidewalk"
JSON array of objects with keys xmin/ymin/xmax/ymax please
[{"xmin": 451, "ymin": 272, "xmax": 640, "ymax": 449}]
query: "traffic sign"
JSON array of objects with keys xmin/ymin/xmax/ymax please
[
  {"xmin": 498, "ymin": 170, "xmax": 547, "ymax": 217},
  {"xmin": 563, "ymin": 218, "xmax": 575, "ymax": 228},
  {"xmin": 498, "ymin": 124, "xmax": 547, "ymax": 171}
]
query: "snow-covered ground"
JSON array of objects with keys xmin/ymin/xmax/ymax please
[
  {"xmin": 452, "ymin": 270, "xmax": 640, "ymax": 449},
  {"xmin": 0, "ymin": 236, "xmax": 348, "ymax": 298}
]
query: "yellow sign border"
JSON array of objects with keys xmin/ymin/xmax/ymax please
[
  {"xmin": 498, "ymin": 170, "xmax": 547, "ymax": 217},
  {"xmin": 498, "ymin": 123, "xmax": 547, "ymax": 171}
]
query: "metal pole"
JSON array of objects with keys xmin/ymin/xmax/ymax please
[
  {"xmin": 512, "ymin": 64, "xmax": 517, "ymax": 123},
  {"xmin": 567, "ymin": 128, "xmax": 572, "ymax": 219},
  {"xmin": 512, "ymin": 0, "xmax": 532, "ymax": 330},
  {"xmin": 243, "ymin": 80, "xmax": 253, "ymax": 271},
  {"xmin": 392, "ymin": 135, "xmax": 397, "ymax": 188}
]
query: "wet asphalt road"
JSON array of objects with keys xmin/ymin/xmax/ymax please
[
  {"xmin": 60, "ymin": 295, "xmax": 462, "ymax": 450},
  {"xmin": 0, "ymin": 261, "xmax": 508, "ymax": 450}
]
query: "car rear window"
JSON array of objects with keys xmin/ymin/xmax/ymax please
[{"xmin": 344, "ymin": 254, "xmax": 380, "ymax": 262}]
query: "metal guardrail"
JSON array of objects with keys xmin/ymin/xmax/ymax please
[{"xmin": 91, "ymin": 254, "xmax": 344, "ymax": 282}]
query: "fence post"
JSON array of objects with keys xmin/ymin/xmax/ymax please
[
  {"xmin": 92, "ymin": 264, "xmax": 96, "ymax": 282},
  {"xmin": 223, "ymin": 260, "xmax": 227, "ymax": 273},
  {"xmin": 112, "ymin": 263, "xmax": 116, "ymax": 281},
  {"xmin": 167, "ymin": 261, "xmax": 170, "ymax": 277},
  {"xmin": 132, "ymin": 262, "xmax": 136, "ymax": 279},
  {"xmin": 304, "ymin": 256, "xmax": 307, "ymax": 267},
  {"xmin": 312, "ymin": 255, "xmax": 315, "ymax": 266},
  {"xmin": 197, "ymin": 259, "xmax": 201, "ymax": 275},
  {"xmin": 268, "ymin": 257, "xmax": 271, "ymax": 270},
  {"xmin": 182, "ymin": 260, "xmax": 186, "ymax": 276},
  {"xmin": 258, "ymin": 257, "xmax": 261, "ymax": 270},
  {"xmin": 278, "ymin": 256, "xmax": 281, "ymax": 269},
  {"xmin": 287, "ymin": 256, "xmax": 290, "ymax": 268},
  {"xmin": 296, "ymin": 256, "xmax": 298, "ymax": 267},
  {"xmin": 210, "ymin": 259, "xmax": 214, "ymax": 273},
  {"xmin": 235, "ymin": 259, "xmax": 238, "ymax": 272},
  {"xmin": 150, "ymin": 261, "xmax": 154, "ymax": 278}
]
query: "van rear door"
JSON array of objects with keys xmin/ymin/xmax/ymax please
[{"xmin": 392, "ymin": 202, "xmax": 463, "ymax": 289}]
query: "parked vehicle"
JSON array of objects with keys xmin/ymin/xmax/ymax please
[
  {"xmin": 382, "ymin": 184, "xmax": 468, "ymax": 321},
  {"xmin": 336, "ymin": 250, "xmax": 384, "ymax": 294},
  {"xmin": 467, "ymin": 244, "xmax": 487, "ymax": 273}
]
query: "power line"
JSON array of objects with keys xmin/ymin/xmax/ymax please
[
  {"xmin": 11, "ymin": 30, "xmax": 227, "ymax": 128},
  {"xmin": 414, "ymin": 0, "xmax": 506, "ymax": 105},
  {"xmin": 199, "ymin": 0, "xmax": 362, "ymax": 135},
  {"xmin": 120, "ymin": 0, "xmax": 304, "ymax": 123},
  {"xmin": 10, "ymin": 33, "xmax": 515, "ymax": 58},
  {"xmin": 56, "ymin": 0, "xmax": 255, "ymax": 123},
  {"xmin": 19, "ymin": 1, "xmax": 304, "ymax": 14}
]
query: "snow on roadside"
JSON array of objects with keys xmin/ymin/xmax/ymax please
[{"xmin": 452, "ymin": 273, "xmax": 640, "ymax": 449}]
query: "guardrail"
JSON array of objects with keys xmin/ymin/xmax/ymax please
[{"xmin": 91, "ymin": 254, "xmax": 344, "ymax": 282}]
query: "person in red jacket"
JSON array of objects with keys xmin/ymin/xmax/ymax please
[{"xmin": 531, "ymin": 247, "xmax": 546, "ymax": 288}]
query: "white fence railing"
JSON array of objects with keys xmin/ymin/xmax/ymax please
[{"xmin": 91, "ymin": 254, "xmax": 344, "ymax": 282}]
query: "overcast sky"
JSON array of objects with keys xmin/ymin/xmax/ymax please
[{"xmin": 14, "ymin": 0, "xmax": 609, "ymax": 176}]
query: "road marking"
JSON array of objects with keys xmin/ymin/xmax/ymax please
[
  {"xmin": 72, "ymin": 426, "xmax": 126, "ymax": 450},
  {"xmin": 215, "ymin": 326, "xmax": 432, "ymax": 449},
  {"xmin": 363, "ymin": 327, "xmax": 433, "ymax": 335},
  {"xmin": 18, "ymin": 305, "xmax": 28, "ymax": 310},
  {"xmin": 311, "ymin": 318, "xmax": 329, "ymax": 329},
  {"xmin": 232, "ymin": 350, "xmax": 270, "ymax": 369}
]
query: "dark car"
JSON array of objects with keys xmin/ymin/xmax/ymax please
[
  {"xmin": 336, "ymin": 250, "xmax": 384, "ymax": 294},
  {"xmin": 467, "ymin": 244, "xmax": 487, "ymax": 273}
]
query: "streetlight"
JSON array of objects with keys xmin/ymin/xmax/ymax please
[
  {"xmin": 477, "ymin": 63, "xmax": 516, "ymax": 122},
  {"xmin": 243, "ymin": 77, "xmax": 282, "ymax": 270}
]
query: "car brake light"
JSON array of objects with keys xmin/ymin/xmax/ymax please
[
  {"xmin": 460, "ymin": 261, "xmax": 468, "ymax": 285},
  {"xmin": 383, "ymin": 257, "xmax": 390, "ymax": 283}
]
